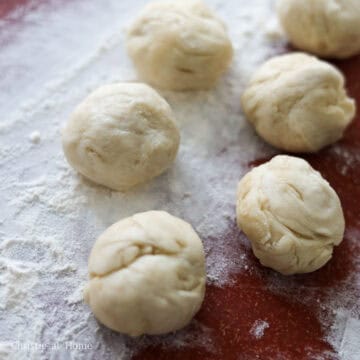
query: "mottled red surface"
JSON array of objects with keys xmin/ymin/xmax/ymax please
[
  {"xmin": 0, "ymin": 0, "xmax": 44, "ymax": 19},
  {"xmin": 0, "ymin": 0, "xmax": 25, "ymax": 17},
  {"xmin": 3, "ymin": 1, "xmax": 359, "ymax": 359}
]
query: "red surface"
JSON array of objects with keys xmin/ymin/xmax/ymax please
[
  {"xmin": 0, "ymin": 0, "xmax": 44, "ymax": 19},
  {"xmin": 3, "ymin": 1, "xmax": 359, "ymax": 359},
  {"xmin": 0, "ymin": 0, "xmax": 26, "ymax": 17}
]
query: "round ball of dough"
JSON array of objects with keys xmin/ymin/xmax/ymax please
[
  {"xmin": 236, "ymin": 155, "xmax": 345, "ymax": 275},
  {"xmin": 126, "ymin": 0, "xmax": 233, "ymax": 90},
  {"xmin": 241, "ymin": 53, "xmax": 355, "ymax": 153},
  {"xmin": 277, "ymin": 0, "xmax": 360, "ymax": 59},
  {"xmin": 84, "ymin": 211, "xmax": 206, "ymax": 336},
  {"xmin": 62, "ymin": 83, "xmax": 180, "ymax": 191}
]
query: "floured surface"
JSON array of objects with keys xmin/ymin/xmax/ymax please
[{"xmin": 0, "ymin": 0, "xmax": 359, "ymax": 359}]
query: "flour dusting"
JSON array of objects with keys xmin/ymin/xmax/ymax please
[
  {"xmin": 250, "ymin": 320, "xmax": 270, "ymax": 340},
  {"xmin": 0, "ymin": 0, "xmax": 358, "ymax": 359},
  {"xmin": 29, "ymin": 131, "xmax": 41, "ymax": 144}
]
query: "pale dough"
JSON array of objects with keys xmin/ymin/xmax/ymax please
[
  {"xmin": 126, "ymin": 0, "xmax": 233, "ymax": 90},
  {"xmin": 84, "ymin": 211, "xmax": 206, "ymax": 336},
  {"xmin": 236, "ymin": 155, "xmax": 345, "ymax": 275},
  {"xmin": 62, "ymin": 83, "xmax": 180, "ymax": 191},
  {"xmin": 241, "ymin": 53, "xmax": 355, "ymax": 153},
  {"xmin": 277, "ymin": 0, "xmax": 360, "ymax": 59}
]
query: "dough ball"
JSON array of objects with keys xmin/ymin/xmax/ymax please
[
  {"xmin": 126, "ymin": 0, "xmax": 233, "ymax": 90},
  {"xmin": 236, "ymin": 155, "xmax": 345, "ymax": 275},
  {"xmin": 84, "ymin": 211, "xmax": 206, "ymax": 336},
  {"xmin": 62, "ymin": 83, "xmax": 180, "ymax": 191},
  {"xmin": 241, "ymin": 53, "xmax": 355, "ymax": 153},
  {"xmin": 277, "ymin": 0, "xmax": 360, "ymax": 59}
]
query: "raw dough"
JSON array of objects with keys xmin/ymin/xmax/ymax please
[
  {"xmin": 62, "ymin": 83, "xmax": 180, "ymax": 191},
  {"xmin": 277, "ymin": 0, "xmax": 360, "ymax": 59},
  {"xmin": 241, "ymin": 53, "xmax": 355, "ymax": 153},
  {"xmin": 126, "ymin": 0, "xmax": 233, "ymax": 90},
  {"xmin": 84, "ymin": 211, "xmax": 206, "ymax": 336},
  {"xmin": 236, "ymin": 155, "xmax": 345, "ymax": 275}
]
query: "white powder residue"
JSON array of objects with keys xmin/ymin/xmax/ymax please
[
  {"xmin": 249, "ymin": 320, "xmax": 270, "ymax": 340},
  {"xmin": 264, "ymin": 17, "xmax": 286, "ymax": 41},
  {"xmin": 329, "ymin": 145, "xmax": 360, "ymax": 177},
  {"xmin": 29, "ymin": 131, "xmax": 41, "ymax": 144},
  {"xmin": 0, "ymin": 0, "xmax": 358, "ymax": 359},
  {"xmin": 339, "ymin": 316, "xmax": 360, "ymax": 360}
]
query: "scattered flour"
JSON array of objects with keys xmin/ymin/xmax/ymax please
[
  {"xmin": 339, "ymin": 316, "xmax": 360, "ymax": 360},
  {"xmin": 263, "ymin": 17, "xmax": 286, "ymax": 41},
  {"xmin": 249, "ymin": 320, "xmax": 270, "ymax": 340},
  {"xmin": 0, "ymin": 0, "xmax": 358, "ymax": 359},
  {"xmin": 29, "ymin": 131, "xmax": 41, "ymax": 144}
]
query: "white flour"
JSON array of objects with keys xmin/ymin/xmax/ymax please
[
  {"xmin": 0, "ymin": 0, "xmax": 358, "ymax": 359},
  {"xmin": 249, "ymin": 320, "xmax": 270, "ymax": 340},
  {"xmin": 28, "ymin": 131, "xmax": 41, "ymax": 144}
]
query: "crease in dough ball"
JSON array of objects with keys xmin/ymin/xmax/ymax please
[
  {"xmin": 126, "ymin": 0, "xmax": 233, "ymax": 90},
  {"xmin": 62, "ymin": 83, "xmax": 180, "ymax": 191},
  {"xmin": 236, "ymin": 155, "xmax": 345, "ymax": 275},
  {"xmin": 84, "ymin": 211, "xmax": 206, "ymax": 336},
  {"xmin": 241, "ymin": 53, "xmax": 355, "ymax": 153},
  {"xmin": 277, "ymin": 0, "xmax": 360, "ymax": 59}
]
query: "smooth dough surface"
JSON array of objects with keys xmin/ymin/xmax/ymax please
[
  {"xmin": 277, "ymin": 0, "xmax": 360, "ymax": 59},
  {"xmin": 126, "ymin": 0, "xmax": 233, "ymax": 90},
  {"xmin": 84, "ymin": 211, "xmax": 206, "ymax": 336},
  {"xmin": 236, "ymin": 155, "xmax": 345, "ymax": 275},
  {"xmin": 241, "ymin": 53, "xmax": 355, "ymax": 153},
  {"xmin": 62, "ymin": 83, "xmax": 180, "ymax": 191}
]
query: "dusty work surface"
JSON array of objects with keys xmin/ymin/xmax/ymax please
[{"xmin": 0, "ymin": 0, "xmax": 359, "ymax": 359}]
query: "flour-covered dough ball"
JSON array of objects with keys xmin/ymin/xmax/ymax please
[
  {"xmin": 241, "ymin": 53, "xmax": 355, "ymax": 153},
  {"xmin": 236, "ymin": 155, "xmax": 345, "ymax": 275},
  {"xmin": 84, "ymin": 211, "xmax": 206, "ymax": 336},
  {"xmin": 126, "ymin": 0, "xmax": 233, "ymax": 90},
  {"xmin": 277, "ymin": 0, "xmax": 360, "ymax": 59},
  {"xmin": 62, "ymin": 83, "xmax": 180, "ymax": 191}
]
